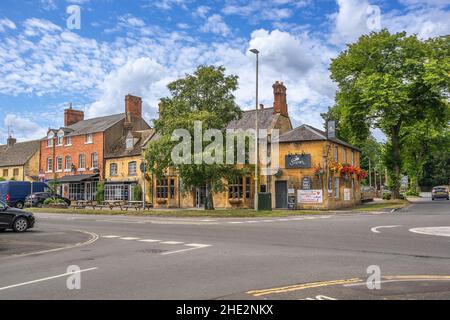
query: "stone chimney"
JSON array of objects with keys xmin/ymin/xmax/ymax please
[
  {"xmin": 64, "ymin": 103, "xmax": 84, "ymax": 126},
  {"xmin": 273, "ymin": 81, "xmax": 288, "ymax": 117},
  {"xmin": 125, "ymin": 94, "xmax": 142, "ymax": 119},
  {"xmin": 7, "ymin": 135, "xmax": 16, "ymax": 147}
]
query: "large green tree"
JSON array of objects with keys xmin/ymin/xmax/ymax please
[
  {"xmin": 329, "ymin": 30, "xmax": 449, "ymax": 198},
  {"xmin": 145, "ymin": 65, "xmax": 247, "ymax": 210}
]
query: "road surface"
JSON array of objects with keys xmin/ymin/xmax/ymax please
[{"xmin": 0, "ymin": 198, "xmax": 449, "ymax": 300}]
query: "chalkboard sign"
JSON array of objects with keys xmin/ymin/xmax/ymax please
[
  {"xmin": 302, "ymin": 177, "xmax": 312, "ymax": 190},
  {"xmin": 285, "ymin": 154, "xmax": 312, "ymax": 169},
  {"xmin": 288, "ymin": 195, "xmax": 296, "ymax": 210}
]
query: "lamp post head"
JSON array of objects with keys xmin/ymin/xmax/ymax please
[{"xmin": 249, "ymin": 48, "xmax": 259, "ymax": 55}]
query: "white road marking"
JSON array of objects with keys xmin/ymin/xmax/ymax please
[
  {"xmin": 370, "ymin": 225, "xmax": 402, "ymax": 233},
  {"xmin": 102, "ymin": 235, "xmax": 121, "ymax": 238},
  {"xmin": 0, "ymin": 267, "xmax": 98, "ymax": 292},
  {"xmin": 409, "ymin": 227, "xmax": 450, "ymax": 237},
  {"xmin": 185, "ymin": 243, "xmax": 211, "ymax": 248},
  {"xmin": 161, "ymin": 245, "xmax": 212, "ymax": 256},
  {"xmin": 160, "ymin": 241, "xmax": 184, "ymax": 245},
  {"xmin": 120, "ymin": 237, "xmax": 141, "ymax": 241},
  {"xmin": 139, "ymin": 239, "xmax": 161, "ymax": 243},
  {"xmin": 228, "ymin": 221, "xmax": 244, "ymax": 224}
]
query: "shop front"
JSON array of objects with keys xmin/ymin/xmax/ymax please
[{"xmin": 57, "ymin": 174, "xmax": 100, "ymax": 201}]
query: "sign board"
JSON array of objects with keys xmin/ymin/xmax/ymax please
[
  {"xmin": 344, "ymin": 188, "xmax": 351, "ymax": 201},
  {"xmin": 288, "ymin": 188, "xmax": 295, "ymax": 194},
  {"xmin": 302, "ymin": 177, "xmax": 312, "ymax": 190},
  {"xmin": 288, "ymin": 195, "xmax": 296, "ymax": 210},
  {"xmin": 401, "ymin": 175, "xmax": 408, "ymax": 188},
  {"xmin": 298, "ymin": 190, "xmax": 323, "ymax": 204},
  {"xmin": 285, "ymin": 154, "xmax": 312, "ymax": 169}
]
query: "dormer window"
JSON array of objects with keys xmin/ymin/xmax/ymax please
[
  {"xmin": 57, "ymin": 134, "xmax": 64, "ymax": 146},
  {"xmin": 126, "ymin": 137, "xmax": 134, "ymax": 149}
]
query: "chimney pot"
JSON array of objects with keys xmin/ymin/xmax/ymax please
[{"xmin": 272, "ymin": 81, "xmax": 288, "ymax": 117}]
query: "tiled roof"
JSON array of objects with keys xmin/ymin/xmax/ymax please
[
  {"xmin": 279, "ymin": 124, "xmax": 359, "ymax": 150},
  {"xmin": 64, "ymin": 113, "xmax": 126, "ymax": 137},
  {"xmin": 105, "ymin": 129, "xmax": 155, "ymax": 159},
  {"xmin": 227, "ymin": 107, "xmax": 279, "ymax": 130},
  {"xmin": 0, "ymin": 140, "xmax": 40, "ymax": 167}
]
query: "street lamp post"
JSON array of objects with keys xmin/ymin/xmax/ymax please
[{"xmin": 250, "ymin": 49, "xmax": 259, "ymax": 211}]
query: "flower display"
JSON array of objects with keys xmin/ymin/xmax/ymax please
[
  {"xmin": 328, "ymin": 160, "xmax": 367, "ymax": 181},
  {"xmin": 313, "ymin": 164, "xmax": 325, "ymax": 177}
]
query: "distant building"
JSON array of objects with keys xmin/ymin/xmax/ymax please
[
  {"xmin": 39, "ymin": 95, "xmax": 150, "ymax": 200},
  {"xmin": 0, "ymin": 136, "xmax": 40, "ymax": 182}
]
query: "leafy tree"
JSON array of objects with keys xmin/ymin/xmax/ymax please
[
  {"xmin": 329, "ymin": 30, "xmax": 449, "ymax": 198},
  {"xmin": 133, "ymin": 184, "xmax": 142, "ymax": 201},
  {"xmin": 145, "ymin": 65, "xmax": 246, "ymax": 210},
  {"xmin": 96, "ymin": 181, "xmax": 105, "ymax": 203}
]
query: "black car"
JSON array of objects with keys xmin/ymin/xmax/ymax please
[
  {"xmin": 25, "ymin": 192, "xmax": 71, "ymax": 207},
  {"xmin": 0, "ymin": 200, "xmax": 35, "ymax": 232}
]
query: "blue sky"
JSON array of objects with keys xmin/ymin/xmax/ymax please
[{"xmin": 0, "ymin": 0, "xmax": 449, "ymax": 143}]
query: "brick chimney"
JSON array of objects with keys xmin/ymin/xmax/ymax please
[
  {"xmin": 7, "ymin": 135, "xmax": 16, "ymax": 147},
  {"xmin": 125, "ymin": 94, "xmax": 142, "ymax": 119},
  {"xmin": 273, "ymin": 81, "xmax": 288, "ymax": 117},
  {"xmin": 64, "ymin": 104, "xmax": 84, "ymax": 126}
]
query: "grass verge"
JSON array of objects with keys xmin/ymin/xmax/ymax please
[{"xmin": 351, "ymin": 200, "xmax": 409, "ymax": 212}]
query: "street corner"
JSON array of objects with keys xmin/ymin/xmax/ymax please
[
  {"xmin": 244, "ymin": 275, "xmax": 450, "ymax": 300},
  {"xmin": 0, "ymin": 227, "xmax": 98, "ymax": 259}
]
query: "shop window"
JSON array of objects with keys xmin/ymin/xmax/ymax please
[
  {"xmin": 105, "ymin": 184, "xmax": 129, "ymax": 201},
  {"xmin": 110, "ymin": 163, "xmax": 118, "ymax": 177},
  {"xmin": 156, "ymin": 179, "xmax": 169, "ymax": 199},
  {"xmin": 229, "ymin": 177, "xmax": 244, "ymax": 199}
]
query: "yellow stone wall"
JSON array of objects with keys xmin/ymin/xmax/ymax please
[{"xmin": 0, "ymin": 150, "xmax": 40, "ymax": 182}]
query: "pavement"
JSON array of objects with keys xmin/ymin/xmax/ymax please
[{"xmin": 0, "ymin": 196, "xmax": 448, "ymax": 300}]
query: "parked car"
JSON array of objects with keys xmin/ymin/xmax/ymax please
[
  {"xmin": 25, "ymin": 192, "xmax": 71, "ymax": 207},
  {"xmin": 0, "ymin": 200, "xmax": 35, "ymax": 232},
  {"xmin": 361, "ymin": 186, "xmax": 376, "ymax": 202},
  {"xmin": 0, "ymin": 181, "xmax": 50, "ymax": 209},
  {"xmin": 432, "ymin": 186, "xmax": 449, "ymax": 201}
]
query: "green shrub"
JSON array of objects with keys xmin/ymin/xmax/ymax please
[
  {"xmin": 133, "ymin": 184, "xmax": 143, "ymax": 201},
  {"xmin": 43, "ymin": 197, "xmax": 66, "ymax": 205},
  {"xmin": 405, "ymin": 189, "xmax": 420, "ymax": 197},
  {"xmin": 382, "ymin": 192, "xmax": 392, "ymax": 200},
  {"xmin": 96, "ymin": 182, "xmax": 105, "ymax": 203}
]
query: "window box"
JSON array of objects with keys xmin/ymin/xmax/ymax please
[{"xmin": 156, "ymin": 199, "xmax": 167, "ymax": 205}]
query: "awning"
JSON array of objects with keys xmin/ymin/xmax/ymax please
[{"xmin": 57, "ymin": 174, "xmax": 100, "ymax": 183}]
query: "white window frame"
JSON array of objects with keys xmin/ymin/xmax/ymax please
[
  {"xmin": 65, "ymin": 136, "xmax": 72, "ymax": 146},
  {"xmin": 91, "ymin": 153, "xmax": 99, "ymax": 169},
  {"xmin": 126, "ymin": 138, "xmax": 134, "ymax": 149},
  {"xmin": 65, "ymin": 156, "xmax": 72, "ymax": 172},
  {"xmin": 85, "ymin": 134, "xmax": 93, "ymax": 144},
  {"xmin": 78, "ymin": 154, "xmax": 86, "ymax": 170},
  {"xmin": 56, "ymin": 156, "xmax": 63, "ymax": 172},
  {"xmin": 47, "ymin": 157, "xmax": 53, "ymax": 172},
  {"xmin": 110, "ymin": 163, "xmax": 118, "ymax": 177}
]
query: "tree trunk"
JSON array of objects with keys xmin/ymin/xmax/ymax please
[
  {"xmin": 391, "ymin": 126, "xmax": 402, "ymax": 199},
  {"xmin": 204, "ymin": 181, "xmax": 214, "ymax": 210}
]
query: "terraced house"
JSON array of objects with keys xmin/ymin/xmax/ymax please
[
  {"xmin": 39, "ymin": 95, "xmax": 150, "ymax": 200},
  {"xmin": 0, "ymin": 135, "xmax": 40, "ymax": 182}
]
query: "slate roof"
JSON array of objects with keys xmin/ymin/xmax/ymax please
[
  {"xmin": 0, "ymin": 140, "xmax": 40, "ymax": 167},
  {"xmin": 278, "ymin": 124, "xmax": 359, "ymax": 150},
  {"xmin": 105, "ymin": 129, "xmax": 155, "ymax": 159},
  {"xmin": 227, "ymin": 107, "xmax": 279, "ymax": 130},
  {"xmin": 63, "ymin": 113, "xmax": 126, "ymax": 137}
]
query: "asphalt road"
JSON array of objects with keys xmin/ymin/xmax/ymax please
[{"xmin": 0, "ymin": 198, "xmax": 449, "ymax": 300}]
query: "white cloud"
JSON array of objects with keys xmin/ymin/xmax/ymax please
[
  {"xmin": 3, "ymin": 114, "xmax": 47, "ymax": 142},
  {"xmin": 0, "ymin": 18, "xmax": 16, "ymax": 32},
  {"xmin": 200, "ymin": 15, "xmax": 232, "ymax": 37}
]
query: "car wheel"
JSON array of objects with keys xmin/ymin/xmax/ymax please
[
  {"xmin": 13, "ymin": 217, "xmax": 29, "ymax": 233},
  {"xmin": 432, "ymin": 197, "xmax": 434, "ymax": 201},
  {"xmin": 15, "ymin": 202, "xmax": 24, "ymax": 209},
  {"xmin": 0, "ymin": 229, "xmax": 6, "ymax": 232}
]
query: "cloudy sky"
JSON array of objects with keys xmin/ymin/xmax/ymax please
[{"xmin": 0, "ymin": 0, "xmax": 449, "ymax": 143}]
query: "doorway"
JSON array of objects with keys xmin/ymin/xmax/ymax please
[
  {"xmin": 275, "ymin": 181, "xmax": 288, "ymax": 209},
  {"xmin": 195, "ymin": 187, "xmax": 206, "ymax": 208}
]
